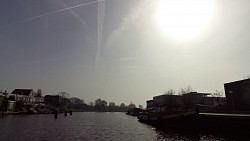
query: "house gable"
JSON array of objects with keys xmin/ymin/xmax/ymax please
[{"xmin": 12, "ymin": 89, "xmax": 34, "ymax": 97}]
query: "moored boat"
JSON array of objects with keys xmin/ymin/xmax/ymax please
[{"xmin": 137, "ymin": 109, "xmax": 197, "ymax": 123}]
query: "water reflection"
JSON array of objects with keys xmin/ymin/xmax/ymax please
[
  {"xmin": 153, "ymin": 125, "xmax": 249, "ymax": 141},
  {"xmin": 0, "ymin": 113, "xmax": 249, "ymax": 141}
]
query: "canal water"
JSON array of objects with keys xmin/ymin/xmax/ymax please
[{"xmin": 0, "ymin": 112, "xmax": 247, "ymax": 141}]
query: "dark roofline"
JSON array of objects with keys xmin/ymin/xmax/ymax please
[
  {"xmin": 183, "ymin": 92, "xmax": 211, "ymax": 95},
  {"xmin": 12, "ymin": 89, "xmax": 33, "ymax": 91},
  {"xmin": 44, "ymin": 95, "xmax": 59, "ymax": 97},
  {"xmin": 11, "ymin": 89, "xmax": 34, "ymax": 95},
  {"xmin": 224, "ymin": 78, "xmax": 250, "ymax": 85},
  {"xmin": 153, "ymin": 94, "xmax": 182, "ymax": 99}
]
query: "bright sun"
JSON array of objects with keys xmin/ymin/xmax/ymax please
[{"xmin": 155, "ymin": 0, "xmax": 215, "ymax": 40}]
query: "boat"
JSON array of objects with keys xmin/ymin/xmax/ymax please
[
  {"xmin": 137, "ymin": 109, "xmax": 197, "ymax": 123},
  {"xmin": 126, "ymin": 108, "xmax": 143, "ymax": 116}
]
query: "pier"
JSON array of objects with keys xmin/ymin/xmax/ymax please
[
  {"xmin": 138, "ymin": 112, "xmax": 250, "ymax": 135},
  {"xmin": 200, "ymin": 112, "xmax": 250, "ymax": 119}
]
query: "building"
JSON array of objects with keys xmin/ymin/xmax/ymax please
[
  {"xmin": 146, "ymin": 92, "xmax": 225, "ymax": 112},
  {"xmin": 33, "ymin": 97, "xmax": 44, "ymax": 104},
  {"xmin": 9, "ymin": 89, "xmax": 35, "ymax": 104},
  {"xmin": 224, "ymin": 78, "xmax": 250, "ymax": 111},
  {"xmin": 1, "ymin": 91, "xmax": 16, "ymax": 112},
  {"xmin": 182, "ymin": 92, "xmax": 211, "ymax": 108},
  {"xmin": 146, "ymin": 100, "xmax": 154, "ymax": 109},
  {"xmin": 31, "ymin": 91, "xmax": 44, "ymax": 104},
  {"xmin": 203, "ymin": 97, "xmax": 226, "ymax": 107},
  {"xmin": 44, "ymin": 95, "xmax": 60, "ymax": 107},
  {"xmin": 7, "ymin": 101, "xmax": 16, "ymax": 112},
  {"xmin": 152, "ymin": 94, "xmax": 184, "ymax": 112}
]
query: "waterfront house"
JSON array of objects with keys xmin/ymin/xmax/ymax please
[
  {"xmin": 153, "ymin": 95, "xmax": 184, "ymax": 112},
  {"xmin": 9, "ymin": 89, "xmax": 35, "ymax": 105},
  {"xmin": 33, "ymin": 97, "xmax": 44, "ymax": 104},
  {"xmin": 31, "ymin": 92, "xmax": 44, "ymax": 104},
  {"xmin": 146, "ymin": 92, "xmax": 225, "ymax": 113},
  {"xmin": 7, "ymin": 100, "xmax": 16, "ymax": 112},
  {"xmin": 224, "ymin": 78, "xmax": 250, "ymax": 112},
  {"xmin": 182, "ymin": 92, "xmax": 211, "ymax": 109}
]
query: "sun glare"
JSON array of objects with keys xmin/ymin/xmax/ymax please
[{"xmin": 155, "ymin": 0, "xmax": 215, "ymax": 40}]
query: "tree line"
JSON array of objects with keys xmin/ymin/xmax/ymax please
[{"xmin": 59, "ymin": 92, "xmax": 142, "ymax": 112}]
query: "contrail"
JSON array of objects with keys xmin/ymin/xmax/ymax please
[
  {"xmin": 95, "ymin": 0, "xmax": 105, "ymax": 71},
  {"xmin": 58, "ymin": 0, "xmax": 89, "ymax": 29},
  {"xmin": 0, "ymin": 0, "xmax": 99, "ymax": 29}
]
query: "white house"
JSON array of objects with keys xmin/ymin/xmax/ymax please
[{"xmin": 9, "ymin": 89, "xmax": 35, "ymax": 105}]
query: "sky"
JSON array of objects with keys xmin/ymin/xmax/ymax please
[{"xmin": 1, "ymin": 0, "xmax": 250, "ymax": 106}]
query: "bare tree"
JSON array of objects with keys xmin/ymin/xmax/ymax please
[
  {"xmin": 95, "ymin": 98, "xmax": 107, "ymax": 106},
  {"xmin": 61, "ymin": 98, "xmax": 71, "ymax": 108},
  {"xmin": 37, "ymin": 89, "xmax": 42, "ymax": 97},
  {"xmin": 120, "ymin": 103, "xmax": 126, "ymax": 108},
  {"xmin": 128, "ymin": 102, "xmax": 136, "ymax": 109},
  {"xmin": 139, "ymin": 105, "xmax": 143, "ymax": 109},
  {"xmin": 70, "ymin": 97, "xmax": 84, "ymax": 104},
  {"xmin": 59, "ymin": 92, "xmax": 70, "ymax": 98},
  {"xmin": 212, "ymin": 90, "xmax": 224, "ymax": 97},
  {"xmin": 178, "ymin": 86, "xmax": 194, "ymax": 95},
  {"xmin": 164, "ymin": 89, "xmax": 175, "ymax": 95},
  {"xmin": 109, "ymin": 102, "xmax": 116, "ymax": 107},
  {"xmin": 89, "ymin": 102, "xmax": 94, "ymax": 106},
  {"xmin": 243, "ymin": 74, "xmax": 250, "ymax": 79},
  {"xmin": 80, "ymin": 99, "xmax": 85, "ymax": 104}
]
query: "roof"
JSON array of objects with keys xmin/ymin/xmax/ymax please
[
  {"xmin": 224, "ymin": 78, "xmax": 250, "ymax": 85},
  {"xmin": 146, "ymin": 100, "xmax": 153, "ymax": 103},
  {"xmin": 183, "ymin": 92, "xmax": 211, "ymax": 96},
  {"xmin": 11, "ymin": 89, "xmax": 33, "ymax": 96},
  {"xmin": 153, "ymin": 94, "xmax": 181, "ymax": 99}
]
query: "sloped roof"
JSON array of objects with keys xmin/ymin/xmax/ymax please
[
  {"xmin": 12, "ymin": 89, "xmax": 33, "ymax": 96},
  {"xmin": 224, "ymin": 78, "xmax": 250, "ymax": 85}
]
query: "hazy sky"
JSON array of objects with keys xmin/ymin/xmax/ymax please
[{"xmin": 1, "ymin": 0, "xmax": 250, "ymax": 106}]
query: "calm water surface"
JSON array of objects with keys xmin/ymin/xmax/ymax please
[{"xmin": 0, "ymin": 112, "xmax": 245, "ymax": 141}]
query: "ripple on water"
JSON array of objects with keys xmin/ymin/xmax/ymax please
[{"xmin": 0, "ymin": 113, "xmax": 245, "ymax": 141}]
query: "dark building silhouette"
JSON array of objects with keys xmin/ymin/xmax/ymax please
[
  {"xmin": 146, "ymin": 100, "xmax": 154, "ymax": 109},
  {"xmin": 44, "ymin": 95, "xmax": 60, "ymax": 107},
  {"xmin": 182, "ymin": 92, "xmax": 211, "ymax": 108},
  {"xmin": 153, "ymin": 95, "xmax": 184, "ymax": 112},
  {"xmin": 224, "ymin": 78, "xmax": 250, "ymax": 111},
  {"xmin": 146, "ymin": 92, "xmax": 225, "ymax": 113}
]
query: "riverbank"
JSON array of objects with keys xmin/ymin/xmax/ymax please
[
  {"xmin": 138, "ymin": 111, "xmax": 250, "ymax": 135},
  {"xmin": 1, "ymin": 110, "xmax": 127, "ymax": 117},
  {"xmin": 1, "ymin": 111, "xmax": 19, "ymax": 116}
]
